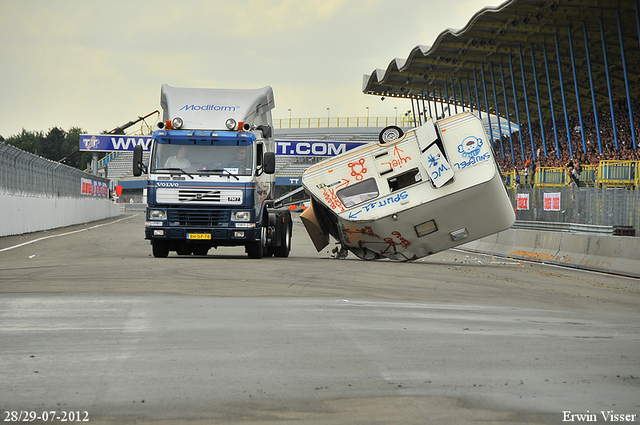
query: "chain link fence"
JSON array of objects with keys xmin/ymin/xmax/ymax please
[
  {"xmin": 509, "ymin": 186, "xmax": 639, "ymax": 233},
  {"xmin": 0, "ymin": 142, "xmax": 110, "ymax": 198}
]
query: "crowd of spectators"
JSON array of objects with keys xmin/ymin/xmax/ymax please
[{"xmin": 492, "ymin": 100, "xmax": 640, "ymax": 175}]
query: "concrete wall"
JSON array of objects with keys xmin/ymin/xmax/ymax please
[
  {"xmin": 461, "ymin": 228, "xmax": 640, "ymax": 278},
  {"xmin": 0, "ymin": 194, "xmax": 121, "ymax": 237}
]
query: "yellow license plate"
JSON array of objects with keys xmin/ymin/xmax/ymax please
[{"xmin": 187, "ymin": 233, "xmax": 211, "ymax": 240}]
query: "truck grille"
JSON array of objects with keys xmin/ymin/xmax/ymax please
[
  {"xmin": 178, "ymin": 189, "xmax": 221, "ymax": 202},
  {"xmin": 167, "ymin": 208, "xmax": 231, "ymax": 227},
  {"xmin": 156, "ymin": 188, "xmax": 243, "ymax": 205}
]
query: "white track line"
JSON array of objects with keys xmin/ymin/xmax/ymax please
[{"xmin": 0, "ymin": 214, "xmax": 139, "ymax": 253}]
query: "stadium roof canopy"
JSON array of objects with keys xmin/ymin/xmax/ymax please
[{"xmin": 362, "ymin": 0, "xmax": 640, "ymax": 126}]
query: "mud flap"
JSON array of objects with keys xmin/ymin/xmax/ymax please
[{"xmin": 300, "ymin": 201, "xmax": 330, "ymax": 252}]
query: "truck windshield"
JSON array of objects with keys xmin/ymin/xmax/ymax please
[{"xmin": 151, "ymin": 142, "xmax": 254, "ymax": 176}]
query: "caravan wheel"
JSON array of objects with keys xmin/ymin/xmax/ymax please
[{"xmin": 379, "ymin": 126, "xmax": 404, "ymax": 144}]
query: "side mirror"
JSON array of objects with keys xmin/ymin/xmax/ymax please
[
  {"xmin": 133, "ymin": 145, "xmax": 145, "ymax": 176},
  {"xmin": 263, "ymin": 151, "xmax": 276, "ymax": 175},
  {"xmin": 257, "ymin": 125, "xmax": 272, "ymax": 139}
]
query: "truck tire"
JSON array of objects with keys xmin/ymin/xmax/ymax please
[
  {"xmin": 152, "ymin": 242, "xmax": 170, "ymax": 258},
  {"xmin": 247, "ymin": 226, "xmax": 266, "ymax": 259},
  {"xmin": 273, "ymin": 217, "xmax": 292, "ymax": 258}
]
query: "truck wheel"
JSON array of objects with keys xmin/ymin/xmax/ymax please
[
  {"xmin": 247, "ymin": 227, "xmax": 266, "ymax": 259},
  {"xmin": 152, "ymin": 242, "xmax": 170, "ymax": 258},
  {"xmin": 379, "ymin": 126, "xmax": 404, "ymax": 144},
  {"xmin": 273, "ymin": 219, "xmax": 292, "ymax": 258}
]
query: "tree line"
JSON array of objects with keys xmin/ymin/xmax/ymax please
[{"xmin": 0, "ymin": 127, "xmax": 100, "ymax": 170}]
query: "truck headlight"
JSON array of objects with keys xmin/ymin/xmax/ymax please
[
  {"xmin": 149, "ymin": 209, "xmax": 166, "ymax": 220},
  {"xmin": 233, "ymin": 211, "xmax": 250, "ymax": 221}
]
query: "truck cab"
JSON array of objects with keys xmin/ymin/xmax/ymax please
[{"xmin": 134, "ymin": 84, "xmax": 292, "ymax": 259}]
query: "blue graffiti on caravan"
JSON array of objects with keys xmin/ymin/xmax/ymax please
[
  {"xmin": 348, "ymin": 191, "xmax": 408, "ymax": 218},
  {"xmin": 453, "ymin": 135, "xmax": 490, "ymax": 170}
]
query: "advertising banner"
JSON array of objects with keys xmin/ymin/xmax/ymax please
[
  {"xmin": 275, "ymin": 140, "xmax": 367, "ymax": 157},
  {"xmin": 80, "ymin": 135, "xmax": 367, "ymax": 157},
  {"xmin": 543, "ymin": 192, "xmax": 561, "ymax": 211},
  {"xmin": 80, "ymin": 135, "xmax": 152, "ymax": 152},
  {"xmin": 81, "ymin": 178, "xmax": 108, "ymax": 197},
  {"xmin": 517, "ymin": 193, "xmax": 529, "ymax": 210}
]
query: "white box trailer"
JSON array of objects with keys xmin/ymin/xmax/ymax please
[{"xmin": 300, "ymin": 111, "xmax": 515, "ymax": 261}]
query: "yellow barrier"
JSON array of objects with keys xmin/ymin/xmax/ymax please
[
  {"xmin": 534, "ymin": 167, "xmax": 566, "ymax": 187},
  {"xmin": 504, "ymin": 170, "xmax": 517, "ymax": 189},
  {"xmin": 596, "ymin": 160, "xmax": 638, "ymax": 188},
  {"xmin": 580, "ymin": 164, "xmax": 597, "ymax": 186}
]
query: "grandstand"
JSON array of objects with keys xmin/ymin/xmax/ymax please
[
  {"xmin": 362, "ymin": 0, "xmax": 640, "ymax": 178},
  {"xmin": 103, "ymin": 151, "xmax": 148, "ymax": 184},
  {"xmin": 360, "ymin": 0, "xmax": 639, "ymax": 231}
]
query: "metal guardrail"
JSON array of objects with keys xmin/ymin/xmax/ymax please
[
  {"xmin": 512, "ymin": 220, "xmax": 615, "ymax": 235},
  {"xmin": 509, "ymin": 186, "xmax": 639, "ymax": 231},
  {"xmin": 534, "ymin": 167, "xmax": 566, "ymax": 187},
  {"xmin": 597, "ymin": 160, "xmax": 638, "ymax": 188},
  {"xmin": 508, "ymin": 163, "xmax": 637, "ymax": 189},
  {"xmin": 0, "ymin": 142, "xmax": 110, "ymax": 198}
]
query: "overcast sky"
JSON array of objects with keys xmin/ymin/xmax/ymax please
[{"xmin": 0, "ymin": 0, "xmax": 506, "ymax": 138}]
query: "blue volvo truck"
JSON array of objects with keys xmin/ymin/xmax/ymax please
[{"xmin": 133, "ymin": 84, "xmax": 292, "ymax": 258}]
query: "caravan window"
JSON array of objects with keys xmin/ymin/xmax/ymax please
[
  {"xmin": 337, "ymin": 178, "xmax": 379, "ymax": 208},
  {"xmin": 388, "ymin": 168, "xmax": 421, "ymax": 192}
]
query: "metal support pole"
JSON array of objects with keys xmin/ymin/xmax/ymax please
[
  {"xmin": 555, "ymin": 34, "xmax": 574, "ymax": 158},
  {"xmin": 600, "ymin": 17, "xmax": 619, "ymax": 150},
  {"xmin": 618, "ymin": 8, "xmax": 637, "ymax": 149},
  {"xmin": 531, "ymin": 44, "xmax": 548, "ymax": 158},
  {"xmin": 583, "ymin": 21, "xmax": 603, "ymax": 154},
  {"xmin": 411, "ymin": 97, "xmax": 418, "ymax": 127},
  {"xmin": 500, "ymin": 62, "xmax": 515, "ymax": 163},
  {"xmin": 450, "ymin": 77, "xmax": 457, "ymax": 114},
  {"xmin": 458, "ymin": 77, "xmax": 465, "ymax": 112},
  {"xmin": 542, "ymin": 42, "xmax": 561, "ymax": 159},
  {"xmin": 480, "ymin": 62, "xmax": 495, "ymax": 149},
  {"xmin": 568, "ymin": 25, "xmax": 587, "ymax": 154},
  {"xmin": 92, "ymin": 153, "xmax": 98, "ymax": 177},
  {"xmin": 519, "ymin": 45, "xmax": 537, "ymax": 161},
  {"xmin": 466, "ymin": 78, "xmax": 473, "ymax": 114},
  {"xmin": 444, "ymin": 81, "xmax": 451, "ymax": 117},
  {"xmin": 473, "ymin": 69, "xmax": 482, "ymax": 120},
  {"xmin": 509, "ymin": 54, "xmax": 525, "ymax": 162},
  {"xmin": 490, "ymin": 62, "xmax": 505, "ymax": 158}
]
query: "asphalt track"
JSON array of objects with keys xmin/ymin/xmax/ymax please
[{"xmin": 0, "ymin": 212, "xmax": 638, "ymax": 424}]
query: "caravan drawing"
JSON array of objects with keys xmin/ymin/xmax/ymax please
[{"xmin": 300, "ymin": 111, "xmax": 515, "ymax": 261}]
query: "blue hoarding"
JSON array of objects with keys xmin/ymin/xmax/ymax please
[
  {"xmin": 79, "ymin": 135, "xmax": 152, "ymax": 152},
  {"xmin": 80, "ymin": 135, "xmax": 367, "ymax": 157}
]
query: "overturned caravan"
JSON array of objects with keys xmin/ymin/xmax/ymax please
[{"xmin": 300, "ymin": 111, "xmax": 515, "ymax": 261}]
